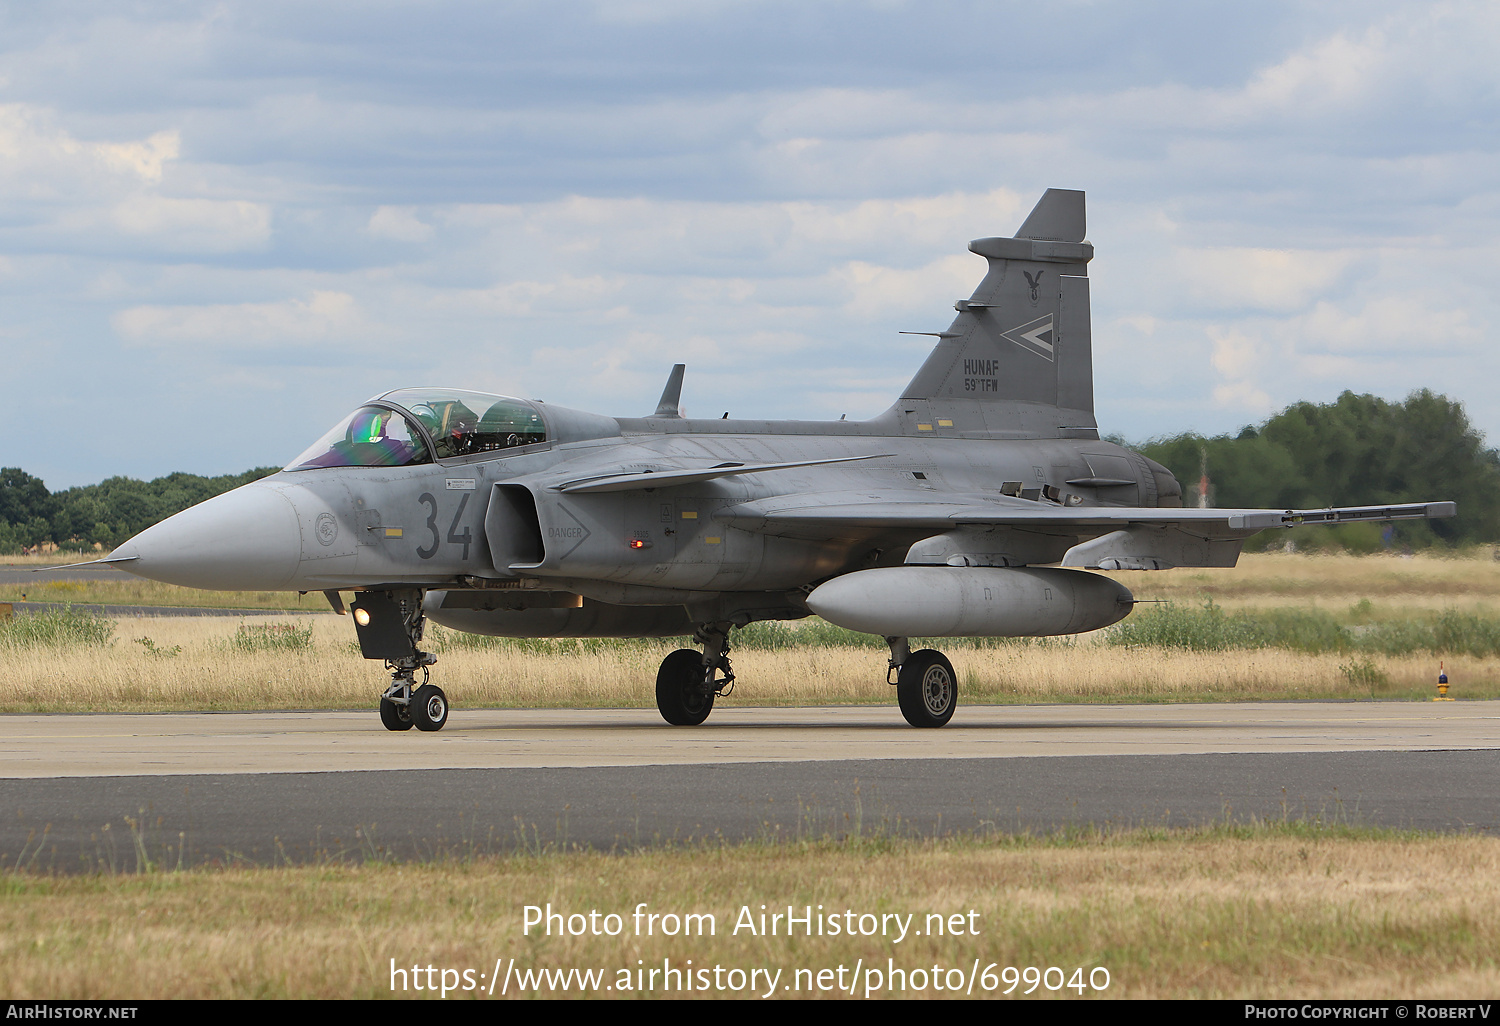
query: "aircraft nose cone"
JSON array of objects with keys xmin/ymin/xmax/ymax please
[{"xmin": 109, "ymin": 483, "xmax": 301, "ymax": 591}]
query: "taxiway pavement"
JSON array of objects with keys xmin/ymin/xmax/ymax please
[
  {"xmin": 1, "ymin": 564, "xmax": 327, "ymax": 617},
  {"xmin": 2, "ymin": 703, "xmax": 1496, "ymax": 869}
]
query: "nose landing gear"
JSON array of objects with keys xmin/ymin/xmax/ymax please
[{"xmin": 352, "ymin": 590, "xmax": 449, "ymax": 732}]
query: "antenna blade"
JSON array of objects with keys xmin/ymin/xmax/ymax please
[{"xmin": 652, "ymin": 364, "xmax": 685, "ymax": 418}]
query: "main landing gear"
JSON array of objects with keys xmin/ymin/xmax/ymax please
[
  {"xmin": 648, "ymin": 623, "xmax": 958, "ymax": 728},
  {"xmin": 886, "ymin": 635, "xmax": 957, "ymax": 728},
  {"xmin": 655, "ymin": 622, "xmax": 736, "ymax": 726}
]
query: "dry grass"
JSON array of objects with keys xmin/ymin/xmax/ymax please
[
  {"xmin": 8, "ymin": 549, "xmax": 1499, "ymax": 614},
  {"xmin": 3, "ymin": 550, "xmax": 1498, "ymax": 712},
  {"xmin": 1107, "ymin": 549, "xmax": 1500, "ymax": 608},
  {"xmin": 3, "ymin": 552, "xmax": 103, "ymax": 566},
  {"xmin": 3, "ymin": 829, "xmax": 1499, "ymax": 999},
  {"xmin": 7, "ymin": 551, "xmax": 1499, "ymax": 1001},
  {"xmin": 5, "ymin": 613, "xmax": 1488, "ymax": 713}
]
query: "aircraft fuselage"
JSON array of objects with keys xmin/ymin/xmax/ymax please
[{"xmin": 118, "ymin": 411, "xmax": 1167, "ymax": 608}]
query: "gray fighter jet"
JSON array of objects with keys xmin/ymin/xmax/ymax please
[{"xmin": 97, "ymin": 189, "xmax": 1454, "ymax": 731}]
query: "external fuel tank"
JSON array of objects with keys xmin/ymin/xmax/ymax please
[{"xmin": 805, "ymin": 566, "xmax": 1133, "ymax": 637}]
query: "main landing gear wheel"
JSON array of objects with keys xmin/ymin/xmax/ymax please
[
  {"xmin": 379, "ymin": 697, "xmax": 414, "ymax": 732},
  {"xmin": 411, "ymin": 684, "xmax": 449, "ymax": 732},
  {"xmin": 656, "ymin": 648, "xmax": 715, "ymax": 726},
  {"xmin": 897, "ymin": 649, "xmax": 957, "ymax": 728}
]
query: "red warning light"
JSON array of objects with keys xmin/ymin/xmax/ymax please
[{"xmin": 629, "ymin": 539, "xmax": 648, "ymax": 549}]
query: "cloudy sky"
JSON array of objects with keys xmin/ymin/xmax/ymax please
[{"xmin": 5, "ymin": 1, "xmax": 1497, "ymax": 488}]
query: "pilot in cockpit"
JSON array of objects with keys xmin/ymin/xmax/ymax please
[{"xmin": 410, "ymin": 401, "xmax": 480, "ymax": 458}]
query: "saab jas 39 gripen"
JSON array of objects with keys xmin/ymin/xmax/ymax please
[{"xmin": 90, "ymin": 189, "xmax": 1455, "ymax": 731}]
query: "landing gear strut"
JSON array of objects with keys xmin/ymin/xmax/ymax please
[
  {"xmin": 656, "ymin": 622, "xmax": 735, "ymax": 726},
  {"xmin": 381, "ymin": 650, "xmax": 443, "ymax": 731},
  {"xmin": 887, "ymin": 635, "xmax": 957, "ymax": 728},
  {"xmin": 352, "ymin": 590, "xmax": 449, "ymax": 733}
]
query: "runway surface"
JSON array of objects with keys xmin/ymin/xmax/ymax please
[
  {"xmin": 6, "ymin": 703, "xmax": 1498, "ymax": 776},
  {"xmin": 5, "ymin": 600, "xmax": 325, "ymax": 618},
  {"xmin": 2, "ymin": 564, "xmax": 325, "ymax": 617},
  {"xmin": 5, "ymin": 601, "xmax": 325, "ymax": 618},
  {"xmin": 3, "ymin": 702, "xmax": 1497, "ymax": 870},
  {"xmin": 0, "ymin": 567, "xmax": 128, "ymax": 584}
]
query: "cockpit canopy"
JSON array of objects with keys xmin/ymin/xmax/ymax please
[{"xmin": 286, "ymin": 389, "xmax": 547, "ymax": 471}]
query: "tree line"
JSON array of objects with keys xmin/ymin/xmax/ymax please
[
  {"xmin": 1136, "ymin": 389, "xmax": 1500, "ymax": 550},
  {"xmin": 3, "ymin": 389, "xmax": 1497, "ymax": 555},
  {"xmin": 0, "ymin": 467, "xmax": 278, "ymax": 554}
]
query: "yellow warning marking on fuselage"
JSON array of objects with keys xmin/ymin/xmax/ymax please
[
  {"xmin": 385, "ymin": 528, "xmax": 404, "ymax": 537},
  {"xmin": 917, "ymin": 424, "xmax": 933, "ymax": 431},
  {"xmin": 938, "ymin": 419, "xmax": 953, "ymax": 427},
  {"xmin": 705, "ymin": 537, "xmax": 722, "ymax": 544},
  {"xmin": 681, "ymin": 511, "xmax": 698, "ymax": 519}
]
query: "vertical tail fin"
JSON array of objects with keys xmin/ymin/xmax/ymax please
[{"xmin": 897, "ymin": 188, "xmax": 1096, "ymax": 438}]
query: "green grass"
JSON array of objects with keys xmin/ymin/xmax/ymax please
[
  {"xmin": 0, "ymin": 606, "xmax": 115, "ymax": 649},
  {"xmin": 428, "ymin": 619, "xmax": 1077, "ymax": 655},
  {"xmin": 15, "ymin": 600, "xmax": 1496, "ymax": 662},
  {"xmin": 432, "ymin": 603, "xmax": 1500, "ymax": 660},
  {"xmin": 226, "ymin": 621, "xmax": 315, "ymax": 653},
  {"xmin": 1107, "ymin": 600, "xmax": 1500, "ymax": 658}
]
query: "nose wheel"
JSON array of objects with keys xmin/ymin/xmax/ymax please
[
  {"xmin": 379, "ymin": 696, "xmax": 414, "ymax": 731},
  {"xmin": 411, "ymin": 684, "xmax": 449, "ymax": 731}
]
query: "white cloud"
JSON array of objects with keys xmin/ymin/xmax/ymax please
[
  {"xmin": 113, "ymin": 291, "xmax": 368, "ymax": 347},
  {"xmin": 0, "ymin": 104, "xmax": 274, "ymax": 253},
  {"xmin": 1295, "ymin": 296, "xmax": 1477, "ymax": 355},
  {"xmin": 440, "ymin": 274, "xmax": 628, "ymax": 318},
  {"xmin": 367, "ymin": 206, "xmax": 434, "ymax": 243},
  {"xmin": 95, "ymin": 130, "xmax": 180, "ymax": 183},
  {"xmin": 1210, "ymin": 327, "xmax": 1262, "ymax": 381},
  {"xmin": 831, "ymin": 254, "xmax": 975, "ymax": 319},
  {"xmin": 10, "ymin": 1, "xmax": 1500, "ymax": 485},
  {"xmin": 1188, "ymin": 280, "xmax": 1490, "ymax": 428},
  {"xmin": 108, "ymin": 196, "xmax": 271, "ymax": 251},
  {"xmin": 588, "ymin": 0, "xmax": 749, "ymax": 23},
  {"xmin": 1205, "ymin": 326, "xmax": 1274, "ymax": 415},
  {"xmin": 1212, "ymin": 379, "xmax": 1274, "ymax": 414},
  {"xmin": 0, "ymin": 106, "xmax": 181, "ymax": 195},
  {"xmin": 1115, "ymin": 314, "xmax": 1160, "ymax": 337},
  {"xmin": 1230, "ymin": 28, "xmax": 1389, "ymax": 118},
  {"xmin": 756, "ymin": 88, "xmax": 949, "ymax": 141},
  {"xmin": 1176, "ymin": 247, "xmax": 1356, "ymax": 312},
  {"xmin": 779, "ymin": 190, "xmax": 1027, "ymax": 254},
  {"xmin": 438, "ymin": 189, "xmax": 1025, "ymax": 279}
]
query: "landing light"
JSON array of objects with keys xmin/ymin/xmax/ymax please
[{"xmin": 354, "ymin": 608, "xmax": 372, "ymax": 627}]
